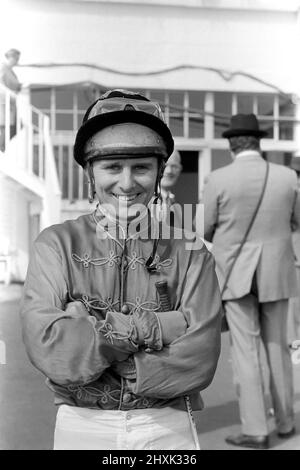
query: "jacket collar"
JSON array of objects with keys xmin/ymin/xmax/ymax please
[
  {"xmin": 92, "ymin": 203, "xmax": 160, "ymax": 242},
  {"xmin": 234, "ymin": 150, "xmax": 264, "ymax": 162}
]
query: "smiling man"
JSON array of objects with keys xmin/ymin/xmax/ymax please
[{"xmin": 20, "ymin": 89, "xmax": 222, "ymax": 450}]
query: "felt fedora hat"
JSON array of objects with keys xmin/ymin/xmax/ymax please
[{"xmin": 222, "ymin": 113, "xmax": 268, "ymax": 138}]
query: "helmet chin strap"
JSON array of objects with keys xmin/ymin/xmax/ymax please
[
  {"xmin": 153, "ymin": 160, "xmax": 165, "ymax": 203},
  {"xmin": 86, "ymin": 161, "xmax": 96, "ymax": 203},
  {"xmin": 145, "ymin": 161, "xmax": 165, "ymax": 272}
]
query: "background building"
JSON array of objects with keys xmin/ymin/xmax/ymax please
[{"xmin": 1, "ymin": 0, "xmax": 300, "ymax": 280}]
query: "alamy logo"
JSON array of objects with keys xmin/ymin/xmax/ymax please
[{"xmin": 95, "ymin": 202, "xmax": 205, "ymax": 250}]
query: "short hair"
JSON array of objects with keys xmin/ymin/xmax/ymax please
[
  {"xmin": 229, "ymin": 135, "xmax": 260, "ymax": 154},
  {"xmin": 5, "ymin": 48, "xmax": 21, "ymax": 59}
]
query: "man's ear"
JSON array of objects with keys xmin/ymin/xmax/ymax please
[
  {"xmin": 83, "ymin": 166, "xmax": 90, "ymax": 183},
  {"xmin": 85, "ymin": 162, "xmax": 96, "ymax": 203},
  {"xmin": 85, "ymin": 161, "xmax": 95, "ymax": 183},
  {"xmin": 83, "ymin": 166, "xmax": 93, "ymax": 183}
]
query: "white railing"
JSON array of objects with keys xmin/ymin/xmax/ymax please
[
  {"xmin": 52, "ymin": 134, "xmax": 88, "ymax": 202},
  {"xmin": 0, "ymin": 84, "xmax": 61, "ymax": 227},
  {"xmin": 1, "ymin": 84, "xmax": 45, "ymax": 179},
  {"xmin": 42, "ymin": 117, "xmax": 62, "ymax": 228}
]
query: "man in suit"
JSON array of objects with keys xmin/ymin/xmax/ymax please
[
  {"xmin": 203, "ymin": 113, "xmax": 300, "ymax": 449},
  {"xmin": 161, "ymin": 149, "xmax": 182, "ymax": 201}
]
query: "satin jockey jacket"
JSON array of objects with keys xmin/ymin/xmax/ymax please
[{"xmin": 20, "ymin": 206, "xmax": 222, "ymax": 412}]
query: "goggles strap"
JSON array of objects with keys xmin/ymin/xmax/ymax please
[
  {"xmin": 85, "ymin": 147, "xmax": 168, "ymax": 162},
  {"xmin": 154, "ymin": 161, "xmax": 165, "ymax": 198}
]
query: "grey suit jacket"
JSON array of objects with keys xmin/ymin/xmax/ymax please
[{"xmin": 203, "ymin": 152, "xmax": 300, "ymax": 302}]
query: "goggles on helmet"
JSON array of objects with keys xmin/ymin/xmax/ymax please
[{"xmin": 85, "ymin": 97, "xmax": 165, "ymax": 123}]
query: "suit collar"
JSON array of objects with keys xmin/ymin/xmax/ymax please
[{"xmin": 234, "ymin": 150, "xmax": 264, "ymax": 163}]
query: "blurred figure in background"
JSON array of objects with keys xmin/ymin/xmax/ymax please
[
  {"xmin": 160, "ymin": 149, "xmax": 182, "ymax": 227},
  {"xmin": 204, "ymin": 113, "xmax": 300, "ymax": 449},
  {"xmin": 0, "ymin": 48, "xmax": 22, "ymax": 151},
  {"xmin": 0, "ymin": 48, "xmax": 21, "ymax": 92},
  {"xmin": 287, "ymin": 160, "xmax": 300, "ymax": 344}
]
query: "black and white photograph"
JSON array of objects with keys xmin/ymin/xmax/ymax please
[{"xmin": 0, "ymin": 0, "xmax": 300, "ymax": 451}]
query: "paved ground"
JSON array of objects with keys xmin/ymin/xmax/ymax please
[{"xmin": 0, "ymin": 284, "xmax": 299, "ymax": 450}]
